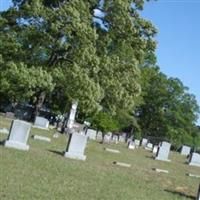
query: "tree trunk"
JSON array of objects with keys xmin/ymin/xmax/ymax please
[{"xmin": 31, "ymin": 91, "xmax": 46, "ymax": 122}]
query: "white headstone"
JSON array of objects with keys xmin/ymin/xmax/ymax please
[
  {"xmin": 128, "ymin": 141, "xmax": 135, "ymax": 150},
  {"xmin": 134, "ymin": 139, "xmax": 140, "ymax": 147},
  {"xmin": 155, "ymin": 142, "xmax": 171, "ymax": 162},
  {"xmin": 152, "ymin": 145, "xmax": 158, "ymax": 154},
  {"xmin": 33, "ymin": 135, "xmax": 51, "ymax": 142},
  {"xmin": 141, "ymin": 138, "xmax": 148, "ymax": 147},
  {"xmin": 5, "ymin": 120, "xmax": 31, "ymax": 151},
  {"xmin": 145, "ymin": 143, "xmax": 153, "ymax": 151},
  {"xmin": 119, "ymin": 135, "xmax": 126, "ymax": 143},
  {"xmin": 96, "ymin": 131, "xmax": 103, "ymax": 141},
  {"xmin": 112, "ymin": 135, "xmax": 119, "ymax": 144},
  {"xmin": 189, "ymin": 153, "xmax": 200, "ymax": 167},
  {"xmin": 67, "ymin": 101, "xmax": 78, "ymax": 129},
  {"xmin": 64, "ymin": 132, "xmax": 87, "ymax": 161},
  {"xmin": 180, "ymin": 145, "xmax": 191, "ymax": 156},
  {"xmin": 86, "ymin": 129, "xmax": 96, "ymax": 140},
  {"xmin": 34, "ymin": 116, "xmax": 49, "ymax": 129}
]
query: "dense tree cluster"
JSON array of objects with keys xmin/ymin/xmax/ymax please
[{"xmin": 0, "ymin": 0, "xmax": 199, "ymax": 147}]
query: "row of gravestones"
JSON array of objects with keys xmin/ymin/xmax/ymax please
[
  {"xmin": 4, "ymin": 119, "xmax": 88, "ymax": 161},
  {"xmin": 3, "ymin": 120, "xmax": 200, "ymax": 199},
  {"xmin": 128, "ymin": 138, "xmax": 200, "ymax": 167},
  {"xmin": 3, "ymin": 118, "xmax": 200, "ymax": 166}
]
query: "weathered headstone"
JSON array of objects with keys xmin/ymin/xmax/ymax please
[
  {"xmin": 141, "ymin": 138, "xmax": 148, "ymax": 147},
  {"xmin": 64, "ymin": 132, "xmax": 87, "ymax": 161},
  {"xmin": 155, "ymin": 141, "xmax": 171, "ymax": 162},
  {"xmin": 34, "ymin": 116, "xmax": 49, "ymax": 129},
  {"xmin": 119, "ymin": 133, "xmax": 126, "ymax": 143},
  {"xmin": 180, "ymin": 145, "xmax": 191, "ymax": 156},
  {"xmin": 86, "ymin": 129, "xmax": 96, "ymax": 140},
  {"xmin": 5, "ymin": 120, "xmax": 31, "ymax": 151},
  {"xmin": 189, "ymin": 153, "xmax": 200, "ymax": 167},
  {"xmin": 5, "ymin": 112, "xmax": 15, "ymax": 119},
  {"xmin": 112, "ymin": 135, "xmax": 119, "ymax": 144},
  {"xmin": 113, "ymin": 161, "xmax": 131, "ymax": 168},
  {"xmin": 145, "ymin": 143, "xmax": 153, "ymax": 151},
  {"xmin": 96, "ymin": 131, "xmax": 103, "ymax": 141},
  {"xmin": 128, "ymin": 141, "xmax": 135, "ymax": 150},
  {"xmin": 105, "ymin": 148, "xmax": 120, "ymax": 153},
  {"xmin": 33, "ymin": 135, "xmax": 51, "ymax": 142},
  {"xmin": 67, "ymin": 101, "xmax": 78, "ymax": 129},
  {"xmin": 134, "ymin": 139, "xmax": 140, "ymax": 147},
  {"xmin": 152, "ymin": 145, "xmax": 158, "ymax": 154}
]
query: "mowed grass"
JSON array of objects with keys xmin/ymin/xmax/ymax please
[{"xmin": 0, "ymin": 116, "xmax": 199, "ymax": 200}]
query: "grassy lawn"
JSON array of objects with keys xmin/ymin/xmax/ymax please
[{"xmin": 0, "ymin": 116, "xmax": 199, "ymax": 200}]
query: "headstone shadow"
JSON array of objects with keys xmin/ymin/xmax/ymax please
[
  {"xmin": 48, "ymin": 149, "xmax": 64, "ymax": 156},
  {"xmin": 164, "ymin": 189, "xmax": 195, "ymax": 200}
]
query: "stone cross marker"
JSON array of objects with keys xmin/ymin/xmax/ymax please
[
  {"xmin": 67, "ymin": 101, "xmax": 78, "ymax": 129},
  {"xmin": 189, "ymin": 153, "xmax": 200, "ymax": 167},
  {"xmin": 34, "ymin": 116, "xmax": 49, "ymax": 129},
  {"xmin": 5, "ymin": 120, "xmax": 31, "ymax": 151},
  {"xmin": 155, "ymin": 141, "xmax": 171, "ymax": 162},
  {"xmin": 64, "ymin": 132, "xmax": 87, "ymax": 161},
  {"xmin": 180, "ymin": 145, "xmax": 191, "ymax": 156}
]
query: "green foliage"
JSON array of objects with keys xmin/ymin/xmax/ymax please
[
  {"xmin": 92, "ymin": 111, "xmax": 120, "ymax": 133},
  {"xmin": 137, "ymin": 66, "xmax": 200, "ymax": 148}
]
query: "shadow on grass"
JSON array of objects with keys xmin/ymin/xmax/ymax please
[
  {"xmin": 145, "ymin": 155, "xmax": 155, "ymax": 159},
  {"xmin": 48, "ymin": 149, "xmax": 64, "ymax": 156},
  {"xmin": 0, "ymin": 140, "xmax": 5, "ymax": 146},
  {"xmin": 164, "ymin": 189, "xmax": 195, "ymax": 200}
]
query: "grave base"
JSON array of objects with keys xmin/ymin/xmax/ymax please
[
  {"xmin": 155, "ymin": 157, "xmax": 171, "ymax": 162},
  {"xmin": 189, "ymin": 163, "xmax": 200, "ymax": 167},
  {"xmin": 64, "ymin": 152, "xmax": 86, "ymax": 161},
  {"xmin": 32, "ymin": 125, "xmax": 49, "ymax": 130},
  {"xmin": 5, "ymin": 140, "xmax": 29, "ymax": 151}
]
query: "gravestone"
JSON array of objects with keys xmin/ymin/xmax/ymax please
[
  {"xmin": 155, "ymin": 141, "xmax": 171, "ymax": 162},
  {"xmin": 134, "ymin": 139, "xmax": 140, "ymax": 148},
  {"xmin": 128, "ymin": 141, "xmax": 135, "ymax": 150},
  {"xmin": 34, "ymin": 116, "xmax": 49, "ymax": 129},
  {"xmin": 5, "ymin": 112, "xmax": 15, "ymax": 119},
  {"xmin": 96, "ymin": 131, "xmax": 103, "ymax": 141},
  {"xmin": 180, "ymin": 145, "xmax": 191, "ymax": 156},
  {"xmin": 67, "ymin": 101, "xmax": 78, "ymax": 129},
  {"xmin": 64, "ymin": 132, "xmax": 87, "ymax": 161},
  {"xmin": 86, "ymin": 129, "xmax": 96, "ymax": 140},
  {"xmin": 5, "ymin": 120, "xmax": 31, "ymax": 151},
  {"xmin": 152, "ymin": 145, "xmax": 158, "ymax": 154},
  {"xmin": 112, "ymin": 135, "xmax": 119, "ymax": 144},
  {"xmin": 119, "ymin": 134, "xmax": 126, "ymax": 143},
  {"xmin": 145, "ymin": 143, "xmax": 153, "ymax": 151},
  {"xmin": 189, "ymin": 153, "xmax": 200, "ymax": 167},
  {"xmin": 197, "ymin": 184, "xmax": 200, "ymax": 200},
  {"xmin": 33, "ymin": 135, "xmax": 51, "ymax": 142},
  {"xmin": 141, "ymin": 138, "xmax": 148, "ymax": 147}
]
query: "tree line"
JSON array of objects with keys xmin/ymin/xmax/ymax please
[{"xmin": 0, "ymin": 0, "xmax": 199, "ymax": 148}]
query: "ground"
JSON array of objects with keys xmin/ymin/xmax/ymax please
[{"xmin": 0, "ymin": 116, "xmax": 199, "ymax": 200}]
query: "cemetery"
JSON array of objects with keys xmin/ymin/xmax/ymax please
[
  {"xmin": 0, "ymin": 116, "xmax": 200, "ymax": 200},
  {"xmin": 0, "ymin": 1, "xmax": 200, "ymax": 200}
]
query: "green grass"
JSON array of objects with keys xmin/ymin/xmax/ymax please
[{"xmin": 0, "ymin": 116, "xmax": 199, "ymax": 200}]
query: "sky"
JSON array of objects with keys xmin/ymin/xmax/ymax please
[
  {"xmin": 141, "ymin": 0, "xmax": 200, "ymax": 125},
  {"xmin": 0, "ymin": 0, "xmax": 200, "ymax": 124}
]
